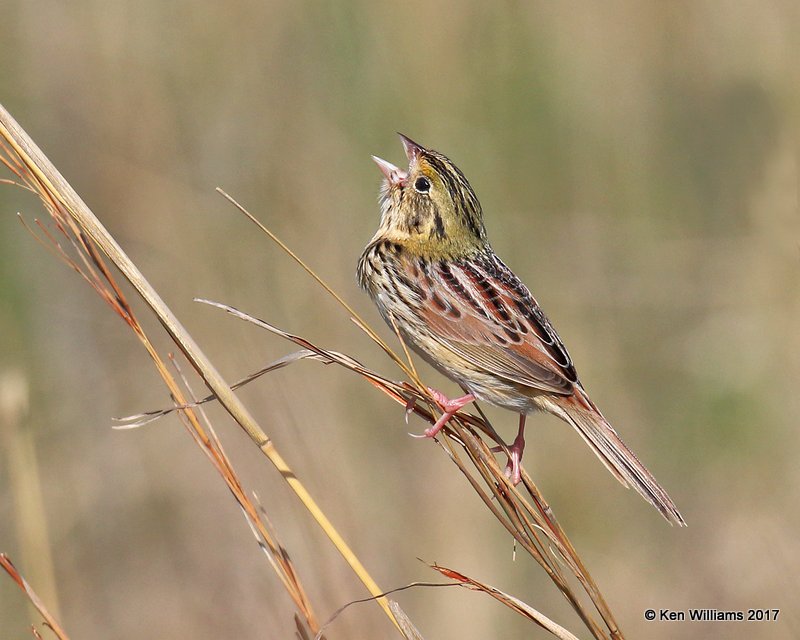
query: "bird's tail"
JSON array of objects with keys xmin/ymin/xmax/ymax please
[{"xmin": 544, "ymin": 392, "xmax": 686, "ymax": 526}]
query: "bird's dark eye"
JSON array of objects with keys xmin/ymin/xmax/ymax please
[{"xmin": 414, "ymin": 176, "xmax": 431, "ymax": 193}]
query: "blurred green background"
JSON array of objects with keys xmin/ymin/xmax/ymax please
[{"xmin": 1, "ymin": 2, "xmax": 798, "ymax": 638}]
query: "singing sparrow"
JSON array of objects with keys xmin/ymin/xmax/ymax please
[{"xmin": 357, "ymin": 134, "xmax": 684, "ymax": 526}]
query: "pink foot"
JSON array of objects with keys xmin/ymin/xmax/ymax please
[{"xmin": 411, "ymin": 388, "xmax": 475, "ymax": 439}]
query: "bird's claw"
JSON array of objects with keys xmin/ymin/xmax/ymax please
[{"xmin": 404, "ymin": 395, "xmax": 417, "ymax": 425}]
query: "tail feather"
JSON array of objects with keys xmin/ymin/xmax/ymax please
[{"xmin": 542, "ymin": 396, "xmax": 686, "ymax": 526}]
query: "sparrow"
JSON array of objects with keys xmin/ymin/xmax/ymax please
[{"xmin": 357, "ymin": 134, "xmax": 684, "ymax": 525}]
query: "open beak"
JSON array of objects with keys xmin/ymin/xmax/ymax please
[
  {"xmin": 372, "ymin": 134, "xmax": 426, "ymax": 186},
  {"xmin": 371, "ymin": 155, "xmax": 407, "ymax": 187}
]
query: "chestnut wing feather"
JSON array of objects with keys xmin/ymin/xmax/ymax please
[{"xmin": 407, "ymin": 252, "xmax": 577, "ymax": 396}]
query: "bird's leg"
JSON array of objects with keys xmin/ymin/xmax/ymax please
[
  {"xmin": 506, "ymin": 414, "xmax": 526, "ymax": 485},
  {"xmin": 491, "ymin": 414, "xmax": 527, "ymax": 485},
  {"xmin": 411, "ymin": 388, "xmax": 475, "ymax": 439}
]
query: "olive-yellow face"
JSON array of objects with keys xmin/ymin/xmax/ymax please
[{"xmin": 372, "ymin": 135, "xmax": 487, "ymax": 255}]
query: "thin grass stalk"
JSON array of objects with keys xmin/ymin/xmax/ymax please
[
  {"xmin": 429, "ymin": 564, "xmax": 581, "ymax": 640},
  {"xmin": 0, "ymin": 554, "xmax": 70, "ymax": 640},
  {"xmin": 165, "ymin": 353, "xmax": 320, "ymax": 633},
  {"xmin": 0, "ymin": 371, "xmax": 61, "ymax": 623}
]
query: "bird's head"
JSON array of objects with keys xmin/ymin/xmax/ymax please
[{"xmin": 372, "ymin": 134, "xmax": 487, "ymax": 256}]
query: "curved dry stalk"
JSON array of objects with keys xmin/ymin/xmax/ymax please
[
  {"xmin": 430, "ymin": 564, "xmax": 580, "ymax": 640},
  {"xmin": 0, "ymin": 104, "xmax": 400, "ymax": 633},
  {"xmin": 113, "ymin": 349, "xmax": 332, "ymax": 429}
]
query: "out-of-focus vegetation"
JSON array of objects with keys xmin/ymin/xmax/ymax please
[{"xmin": 1, "ymin": 2, "xmax": 797, "ymax": 638}]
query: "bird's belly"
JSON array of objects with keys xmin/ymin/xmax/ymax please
[
  {"xmin": 402, "ymin": 331, "xmax": 539, "ymax": 415},
  {"xmin": 460, "ymin": 374, "xmax": 539, "ymax": 413},
  {"xmin": 371, "ymin": 290, "xmax": 539, "ymax": 414}
]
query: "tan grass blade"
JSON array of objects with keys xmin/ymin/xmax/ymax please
[
  {"xmin": 113, "ymin": 349, "xmax": 331, "ymax": 429},
  {"xmin": 388, "ymin": 602, "xmax": 427, "ymax": 640},
  {"xmin": 0, "ymin": 554, "xmax": 70, "ymax": 640},
  {"xmin": 430, "ymin": 564, "xmax": 581, "ymax": 640}
]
